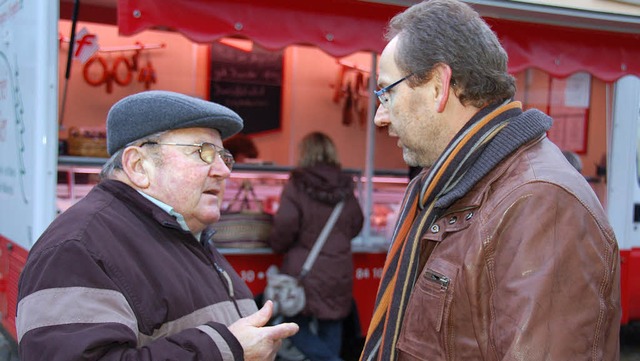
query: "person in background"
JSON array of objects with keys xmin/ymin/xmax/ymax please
[
  {"xmin": 17, "ymin": 90, "xmax": 298, "ymax": 361},
  {"xmin": 268, "ymin": 132, "xmax": 364, "ymax": 361},
  {"xmin": 562, "ymin": 149, "xmax": 583, "ymax": 173},
  {"xmin": 224, "ymin": 132, "xmax": 259, "ymax": 163},
  {"xmin": 363, "ymin": 1, "xmax": 621, "ymax": 360}
]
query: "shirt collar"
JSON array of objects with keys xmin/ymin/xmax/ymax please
[{"xmin": 137, "ymin": 191, "xmax": 202, "ymax": 241}]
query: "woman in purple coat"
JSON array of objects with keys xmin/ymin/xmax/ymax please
[{"xmin": 268, "ymin": 132, "xmax": 365, "ymax": 361}]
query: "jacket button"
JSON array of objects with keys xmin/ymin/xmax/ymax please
[
  {"xmin": 449, "ymin": 216, "xmax": 457, "ymax": 224},
  {"xmin": 465, "ymin": 212, "xmax": 474, "ymax": 220},
  {"xmin": 431, "ymin": 224, "xmax": 440, "ymax": 233}
]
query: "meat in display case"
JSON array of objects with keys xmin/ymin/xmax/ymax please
[{"xmin": 221, "ymin": 163, "xmax": 410, "ymax": 244}]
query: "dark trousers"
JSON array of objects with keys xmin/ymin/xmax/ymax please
[{"xmin": 286, "ymin": 314, "xmax": 343, "ymax": 361}]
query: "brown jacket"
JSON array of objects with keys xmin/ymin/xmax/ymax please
[
  {"xmin": 397, "ymin": 137, "xmax": 621, "ymax": 360},
  {"xmin": 268, "ymin": 164, "xmax": 364, "ymax": 320},
  {"xmin": 17, "ymin": 180, "xmax": 255, "ymax": 360}
]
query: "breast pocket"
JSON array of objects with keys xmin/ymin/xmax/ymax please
[{"xmin": 397, "ymin": 258, "xmax": 458, "ymax": 360}]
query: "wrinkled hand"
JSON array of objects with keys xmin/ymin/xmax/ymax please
[{"xmin": 228, "ymin": 300, "xmax": 299, "ymax": 361}]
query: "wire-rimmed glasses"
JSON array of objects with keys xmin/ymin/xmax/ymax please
[{"xmin": 141, "ymin": 141, "xmax": 235, "ymax": 170}]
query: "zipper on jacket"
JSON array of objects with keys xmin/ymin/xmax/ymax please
[
  {"xmin": 426, "ymin": 270, "xmax": 450, "ymax": 290},
  {"xmin": 211, "ymin": 259, "xmax": 242, "ymax": 317},
  {"xmin": 213, "ymin": 262, "xmax": 235, "ymax": 298},
  {"xmin": 184, "ymin": 233, "xmax": 244, "ymax": 318},
  {"xmin": 163, "ymin": 223, "xmax": 245, "ymax": 316}
]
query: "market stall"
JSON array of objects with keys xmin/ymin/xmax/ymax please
[{"xmin": 42, "ymin": 0, "xmax": 640, "ymax": 337}]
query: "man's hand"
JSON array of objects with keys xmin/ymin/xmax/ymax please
[{"xmin": 228, "ymin": 300, "xmax": 299, "ymax": 361}]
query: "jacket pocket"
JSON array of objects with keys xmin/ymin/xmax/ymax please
[{"xmin": 397, "ymin": 258, "xmax": 458, "ymax": 360}]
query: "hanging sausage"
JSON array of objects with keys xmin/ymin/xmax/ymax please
[
  {"xmin": 82, "ymin": 54, "xmax": 132, "ymax": 94},
  {"xmin": 342, "ymin": 81, "xmax": 354, "ymax": 126}
]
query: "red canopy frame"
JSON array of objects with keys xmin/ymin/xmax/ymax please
[
  {"xmin": 487, "ymin": 18, "xmax": 640, "ymax": 82},
  {"xmin": 118, "ymin": 0, "xmax": 402, "ymax": 58}
]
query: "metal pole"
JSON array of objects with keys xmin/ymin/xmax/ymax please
[
  {"xmin": 362, "ymin": 52, "xmax": 378, "ymax": 243},
  {"xmin": 59, "ymin": 0, "xmax": 80, "ymax": 129}
]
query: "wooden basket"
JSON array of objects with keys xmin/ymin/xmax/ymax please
[
  {"xmin": 212, "ymin": 211, "xmax": 273, "ymax": 248},
  {"xmin": 67, "ymin": 127, "xmax": 109, "ymax": 158},
  {"xmin": 212, "ymin": 180, "xmax": 272, "ymax": 248}
]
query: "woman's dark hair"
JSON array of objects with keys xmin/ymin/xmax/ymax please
[{"xmin": 298, "ymin": 132, "xmax": 340, "ymax": 168}]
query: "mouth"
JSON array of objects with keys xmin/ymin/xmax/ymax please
[
  {"xmin": 203, "ymin": 188, "xmax": 221, "ymax": 197},
  {"xmin": 387, "ymin": 125, "xmax": 398, "ymax": 138}
]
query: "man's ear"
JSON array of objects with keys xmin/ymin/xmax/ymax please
[
  {"xmin": 121, "ymin": 146, "xmax": 151, "ymax": 188},
  {"xmin": 433, "ymin": 63, "xmax": 452, "ymax": 113}
]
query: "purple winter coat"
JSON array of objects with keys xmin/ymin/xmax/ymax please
[{"xmin": 267, "ymin": 164, "xmax": 364, "ymax": 320}]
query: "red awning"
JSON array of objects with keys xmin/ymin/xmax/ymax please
[
  {"xmin": 118, "ymin": 0, "xmax": 640, "ymax": 82},
  {"xmin": 487, "ymin": 18, "xmax": 640, "ymax": 82},
  {"xmin": 118, "ymin": 0, "xmax": 402, "ymax": 58}
]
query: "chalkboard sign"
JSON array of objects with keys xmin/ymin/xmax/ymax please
[{"xmin": 209, "ymin": 42, "xmax": 283, "ymax": 134}]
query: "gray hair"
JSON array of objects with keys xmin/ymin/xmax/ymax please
[
  {"xmin": 100, "ymin": 131, "xmax": 167, "ymax": 180},
  {"xmin": 100, "ymin": 148, "xmax": 126, "ymax": 180},
  {"xmin": 386, "ymin": 0, "xmax": 515, "ymax": 107}
]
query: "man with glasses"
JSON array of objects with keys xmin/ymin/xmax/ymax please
[
  {"xmin": 17, "ymin": 90, "xmax": 298, "ymax": 360},
  {"xmin": 363, "ymin": 1, "xmax": 620, "ymax": 360}
]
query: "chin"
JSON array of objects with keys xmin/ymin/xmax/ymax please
[
  {"xmin": 403, "ymin": 153, "xmax": 419, "ymax": 167},
  {"xmin": 207, "ymin": 213, "xmax": 221, "ymax": 224},
  {"xmin": 198, "ymin": 210, "xmax": 221, "ymax": 226},
  {"xmin": 404, "ymin": 150, "xmax": 434, "ymax": 168}
]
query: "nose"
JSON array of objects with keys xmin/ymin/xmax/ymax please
[
  {"xmin": 209, "ymin": 156, "xmax": 231, "ymax": 179},
  {"xmin": 374, "ymin": 103, "xmax": 390, "ymax": 127}
]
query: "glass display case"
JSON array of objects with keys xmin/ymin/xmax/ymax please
[{"xmin": 218, "ymin": 164, "xmax": 412, "ymax": 249}]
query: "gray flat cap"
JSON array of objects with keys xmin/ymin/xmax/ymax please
[{"xmin": 106, "ymin": 90, "xmax": 243, "ymax": 155}]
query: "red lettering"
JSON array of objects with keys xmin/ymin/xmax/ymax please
[{"xmin": 75, "ymin": 34, "xmax": 97, "ymax": 57}]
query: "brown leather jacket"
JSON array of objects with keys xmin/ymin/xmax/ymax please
[{"xmin": 397, "ymin": 137, "xmax": 621, "ymax": 360}]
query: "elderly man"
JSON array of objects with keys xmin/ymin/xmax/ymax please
[
  {"xmin": 362, "ymin": 1, "xmax": 621, "ymax": 360},
  {"xmin": 17, "ymin": 90, "xmax": 298, "ymax": 360}
]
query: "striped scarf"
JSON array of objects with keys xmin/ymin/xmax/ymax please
[{"xmin": 360, "ymin": 100, "xmax": 553, "ymax": 361}]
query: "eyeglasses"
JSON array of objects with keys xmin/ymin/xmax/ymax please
[
  {"xmin": 374, "ymin": 74, "xmax": 412, "ymax": 107},
  {"xmin": 140, "ymin": 141, "xmax": 235, "ymax": 170}
]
